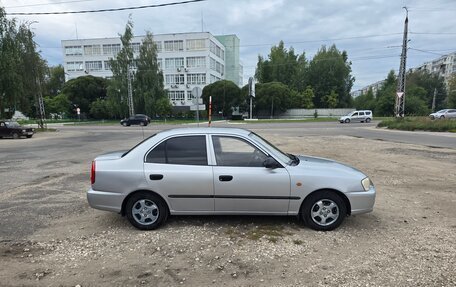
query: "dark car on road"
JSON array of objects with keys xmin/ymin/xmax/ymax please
[
  {"xmin": 0, "ymin": 121, "xmax": 34, "ymax": 139},
  {"xmin": 120, "ymin": 114, "xmax": 151, "ymax": 126}
]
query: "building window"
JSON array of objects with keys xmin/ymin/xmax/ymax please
[
  {"xmin": 187, "ymin": 90, "xmax": 194, "ymax": 100},
  {"xmin": 168, "ymin": 91, "xmax": 185, "ymax": 101},
  {"xmin": 154, "ymin": 41, "xmax": 162, "ymax": 52},
  {"xmin": 157, "ymin": 58, "xmax": 163, "ymax": 70},
  {"xmin": 83, "ymin": 45, "xmax": 101, "ymax": 56},
  {"xmin": 165, "ymin": 74, "xmax": 185, "ymax": 85},
  {"xmin": 165, "ymin": 58, "xmax": 185, "ymax": 69},
  {"xmin": 186, "ymin": 39, "xmax": 206, "ymax": 50},
  {"xmin": 103, "ymin": 44, "xmax": 121, "ymax": 56},
  {"xmin": 85, "ymin": 61, "xmax": 102, "ymax": 71},
  {"xmin": 65, "ymin": 46, "xmax": 82, "ymax": 56},
  {"xmin": 66, "ymin": 61, "xmax": 84, "ymax": 71},
  {"xmin": 187, "ymin": 56, "xmax": 206, "ymax": 68},
  {"xmin": 132, "ymin": 42, "xmax": 141, "ymax": 54},
  {"xmin": 104, "ymin": 61, "xmax": 112, "ymax": 70},
  {"xmin": 187, "ymin": 73, "xmax": 206, "ymax": 85},
  {"xmin": 210, "ymin": 57, "xmax": 216, "ymax": 71},
  {"xmin": 164, "ymin": 40, "xmax": 183, "ymax": 52}
]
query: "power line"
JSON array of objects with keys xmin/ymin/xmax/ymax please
[
  {"xmin": 5, "ymin": 0, "xmax": 96, "ymax": 9},
  {"xmin": 6, "ymin": 0, "xmax": 207, "ymax": 15}
]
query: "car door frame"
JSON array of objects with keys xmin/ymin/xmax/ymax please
[
  {"xmin": 207, "ymin": 133, "xmax": 292, "ymax": 215},
  {"xmin": 143, "ymin": 133, "xmax": 215, "ymax": 214}
]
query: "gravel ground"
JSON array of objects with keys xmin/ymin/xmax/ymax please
[{"xmin": 0, "ymin": 128, "xmax": 455, "ymax": 286}]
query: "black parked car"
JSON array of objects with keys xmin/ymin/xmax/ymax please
[
  {"xmin": 0, "ymin": 121, "xmax": 35, "ymax": 139},
  {"xmin": 120, "ymin": 114, "xmax": 151, "ymax": 127}
]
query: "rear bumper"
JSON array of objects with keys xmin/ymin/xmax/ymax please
[
  {"xmin": 346, "ymin": 186, "xmax": 376, "ymax": 215},
  {"xmin": 87, "ymin": 188, "xmax": 125, "ymax": 213}
]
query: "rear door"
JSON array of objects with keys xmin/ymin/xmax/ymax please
[
  {"xmin": 143, "ymin": 135, "xmax": 214, "ymax": 212},
  {"xmin": 0, "ymin": 122, "xmax": 7, "ymax": 137},
  {"xmin": 358, "ymin": 111, "xmax": 365, "ymax": 122},
  {"xmin": 211, "ymin": 135, "xmax": 291, "ymax": 214},
  {"xmin": 447, "ymin": 109, "xmax": 456, "ymax": 118}
]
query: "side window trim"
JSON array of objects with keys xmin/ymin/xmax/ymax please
[{"xmin": 144, "ymin": 134, "xmax": 209, "ymax": 166}]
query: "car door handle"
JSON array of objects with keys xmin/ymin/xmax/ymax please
[
  {"xmin": 219, "ymin": 175, "xmax": 233, "ymax": 182},
  {"xmin": 149, "ymin": 174, "xmax": 164, "ymax": 180}
]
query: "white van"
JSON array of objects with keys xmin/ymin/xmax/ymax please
[{"xmin": 339, "ymin": 110, "xmax": 373, "ymax": 123}]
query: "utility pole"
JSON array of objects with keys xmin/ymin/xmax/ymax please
[
  {"xmin": 36, "ymin": 76, "xmax": 46, "ymax": 129},
  {"xmin": 395, "ymin": 7, "xmax": 409, "ymax": 118},
  {"xmin": 127, "ymin": 68, "xmax": 134, "ymax": 117},
  {"xmin": 432, "ymin": 88, "xmax": 436, "ymax": 112}
]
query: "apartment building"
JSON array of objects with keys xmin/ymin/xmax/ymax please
[{"xmin": 62, "ymin": 32, "xmax": 243, "ymax": 109}]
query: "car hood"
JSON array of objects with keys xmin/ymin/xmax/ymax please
[
  {"xmin": 95, "ymin": 150, "xmax": 128, "ymax": 161},
  {"xmin": 294, "ymin": 155, "xmax": 366, "ymax": 179}
]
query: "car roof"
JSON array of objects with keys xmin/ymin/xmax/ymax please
[{"xmin": 157, "ymin": 127, "xmax": 252, "ymax": 137}]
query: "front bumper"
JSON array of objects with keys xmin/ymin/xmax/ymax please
[
  {"xmin": 87, "ymin": 188, "xmax": 125, "ymax": 213},
  {"xmin": 346, "ymin": 186, "xmax": 376, "ymax": 215}
]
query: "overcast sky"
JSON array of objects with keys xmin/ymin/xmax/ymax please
[{"xmin": 2, "ymin": 0, "xmax": 455, "ymax": 90}]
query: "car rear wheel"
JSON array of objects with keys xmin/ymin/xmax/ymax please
[
  {"xmin": 12, "ymin": 132, "xmax": 19, "ymax": 139},
  {"xmin": 301, "ymin": 191, "xmax": 347, "ymax": 231},
  {"xmin": 125, "ymin": 192, "xmax": 168, "ymax": 230},
  {"xmin": 366, "ymin": 118, "xmax": 371, "ymax": 123},
  {"xmin": 344, "ymin": 118, "xmax": 350, "ymax": 123},
  {"xmin": 139, "ymin": 121, "xmax": 145, "ymax": 126},
  {"xmin": 26, "ymin": 135, "xmax": 33, "ymax": 138}
]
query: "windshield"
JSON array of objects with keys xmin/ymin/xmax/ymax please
[
  {"xmin": 5, "ymin": 122, "xmax": 20, "ymax": 128},
  {"xmin": 345, "ymin": 112, "xmax": 354, "ymax": 116},
  {"xmin": 436, "ymin": 109, "xmax": 447, "ymax": 113},
  {"xmin": 249, "ymin": 132, "xmax": 292, "ymax": 164}
]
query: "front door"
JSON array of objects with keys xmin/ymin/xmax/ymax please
[
  {"xmin": 143, "ymin": 135, "xmax": 214, "ymax": 212},
  {"xmin": 211, "ymin": 135, "xmax": 291, "ymax": 214}
]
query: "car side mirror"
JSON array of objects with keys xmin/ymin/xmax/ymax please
[{"xmin": 263, "ymin": 157, "xmax": 280, "ymax": 169}]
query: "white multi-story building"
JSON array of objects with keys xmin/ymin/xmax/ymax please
[
  {"xmin": 411, "ymin": 51, "xmax": 456, "ymax": 88},
  {"xmin": 62, "ymin": 32, "xmax": 243, "ymax": 109}
]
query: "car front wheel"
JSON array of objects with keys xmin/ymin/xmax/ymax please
[
  {"xmin": 344, "ymin": 118, "xmax": 350, "ymax": 123},
  {"xmin": 302, "ymin": 191, "xmax": 347, "ymax": 231},
  {"xmin": 125, "ymin": 192, "xmax": 168, "ymax": 230}
]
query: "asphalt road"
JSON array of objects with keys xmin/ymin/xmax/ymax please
[{"xmin": 56, "ymin": 120, "xmax": 456, "ymax": 149}]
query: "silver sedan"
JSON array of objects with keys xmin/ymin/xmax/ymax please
[{"xmin": 87, "ymin": 128, "xmax": 376, "ymax": 231}]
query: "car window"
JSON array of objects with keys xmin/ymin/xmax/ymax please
[
  {"xmin": 366, "ymin": 111, "xmax": 371, "ymax": 115},
  {"xmin": 0, "ymin": 123, "xmax": 4, "ymax": 127},
  {"xmin": 352, "ymin": 112, "xmax": 358, "ymax": 116},
  {"xmin": 359, "ymin": 112, "xmax": 365, "ymax": 116},
  {"xmin": 212, "ymin": 136, "xmax": 268, "ymax": 167},
  {"xmin": 146, "ymin": 135, "xmax": 207, "ymax": 165}
]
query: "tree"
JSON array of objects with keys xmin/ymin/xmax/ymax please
[
  {"xmin": 61, "ymin": 75, "xmax": 108, "ymax": 117},
  {"xmin": 202, "ymin": 80, "xmax": 242, "ymax": 117},
  {"xmin": 354, "ymin": 88, "xmax": 376, "ymax": 111},
  {"xmin": 255, "ymin": 41, "xmax": 305, "ymax": 90},
  {"xmin": 44, "ymin": 94, "xmax": 71, "ymax": 116},
  {"xmin": 307, "ymin": 45, "xmax": 354, "ymax": 108},
  {"xmin": 44, "ymin": 65, "xmax": 65, "ymax": 97},
  {"xmin": 89, "ymin": 99, "xmax": 110, "ymax": 119},
  {"xmin": 323, "ymin": 90, "xmax": 338, "ymax": 108},
  {"xmin": 134, "ymin": 32, "xmax": 170, "ymax": 116},
  {"xmin": 448, "ymin": 75, "xmax": 456, "ymax": 108},
  {"xmin": 406, "ymin": 70, "xmax": 447, "ymax": 111},
  {"xmin": 255, "ymin": 82, "xmax": 291, "ymax": 117},
  {"xmin": 106, "ymin": 18, "xmax": 134, "ymax": 118},
  {"xmin": 0, "ymin": 7, "xmax": 46, "ymax": 118},
  {"xmin": 289, "ymin": 86, "xmax": 314, "ymax": 108},
  {"xmin": 374, "ymin": 71, "xmax": 397, "ymax": 116}
]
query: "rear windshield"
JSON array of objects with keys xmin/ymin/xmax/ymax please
[{"xmin": 122, "ymin": 134, "xmax": 156, "ymax": 157}]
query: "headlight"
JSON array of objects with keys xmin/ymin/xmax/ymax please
[
  {"xmin": 361, "ymin": 177, "xmax": 372, "ymax": 191},
  {"xmin": 22, "ymin": 129, "xmax": 26, "ymax": 133}
]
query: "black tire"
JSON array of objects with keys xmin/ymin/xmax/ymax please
[
  {"xmin": 366, "ymin": 118, "xmax": 371, "ymax": 123},
  {"xmin": 125, "ymin": 192, "xmax": 168, "ymax": 230},
  {"xmin": 440, "ymin": 115, "xmax": 445, "ymax": 119},
  {"xmin": 301, "ymin": 190, "xmax": 347, "ymax": 231},
  {"xmin": 12, "ymin": 132, "xmax": 19, "ymax": 139},
  {"xmin": 122, "ymin": 122, "xmax": 128, "ymax": 127},
  {"xmin": 26, "ymin": 135, "xmax": 33, "ymax": 138},
  {"xmin": 139, "ymin": 121, "xmax": 146, "ymax": 126},
  {"xmin": 344, "ymin": 118, "xmax": 350, "ymax": 123}
]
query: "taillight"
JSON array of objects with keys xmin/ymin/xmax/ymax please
[{"xmin": 91, "ymin": 161, "xmax": 96, "ymax": 185}]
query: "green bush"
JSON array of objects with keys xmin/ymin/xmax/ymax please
[{"xmin": 378, "ymin": 117, "xmax": 456, "ymax": 132}]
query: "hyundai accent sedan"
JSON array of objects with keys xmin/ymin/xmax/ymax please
[{"xmin": 87, "ymin": 128, "xmax": 375, "ymax": 231}]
